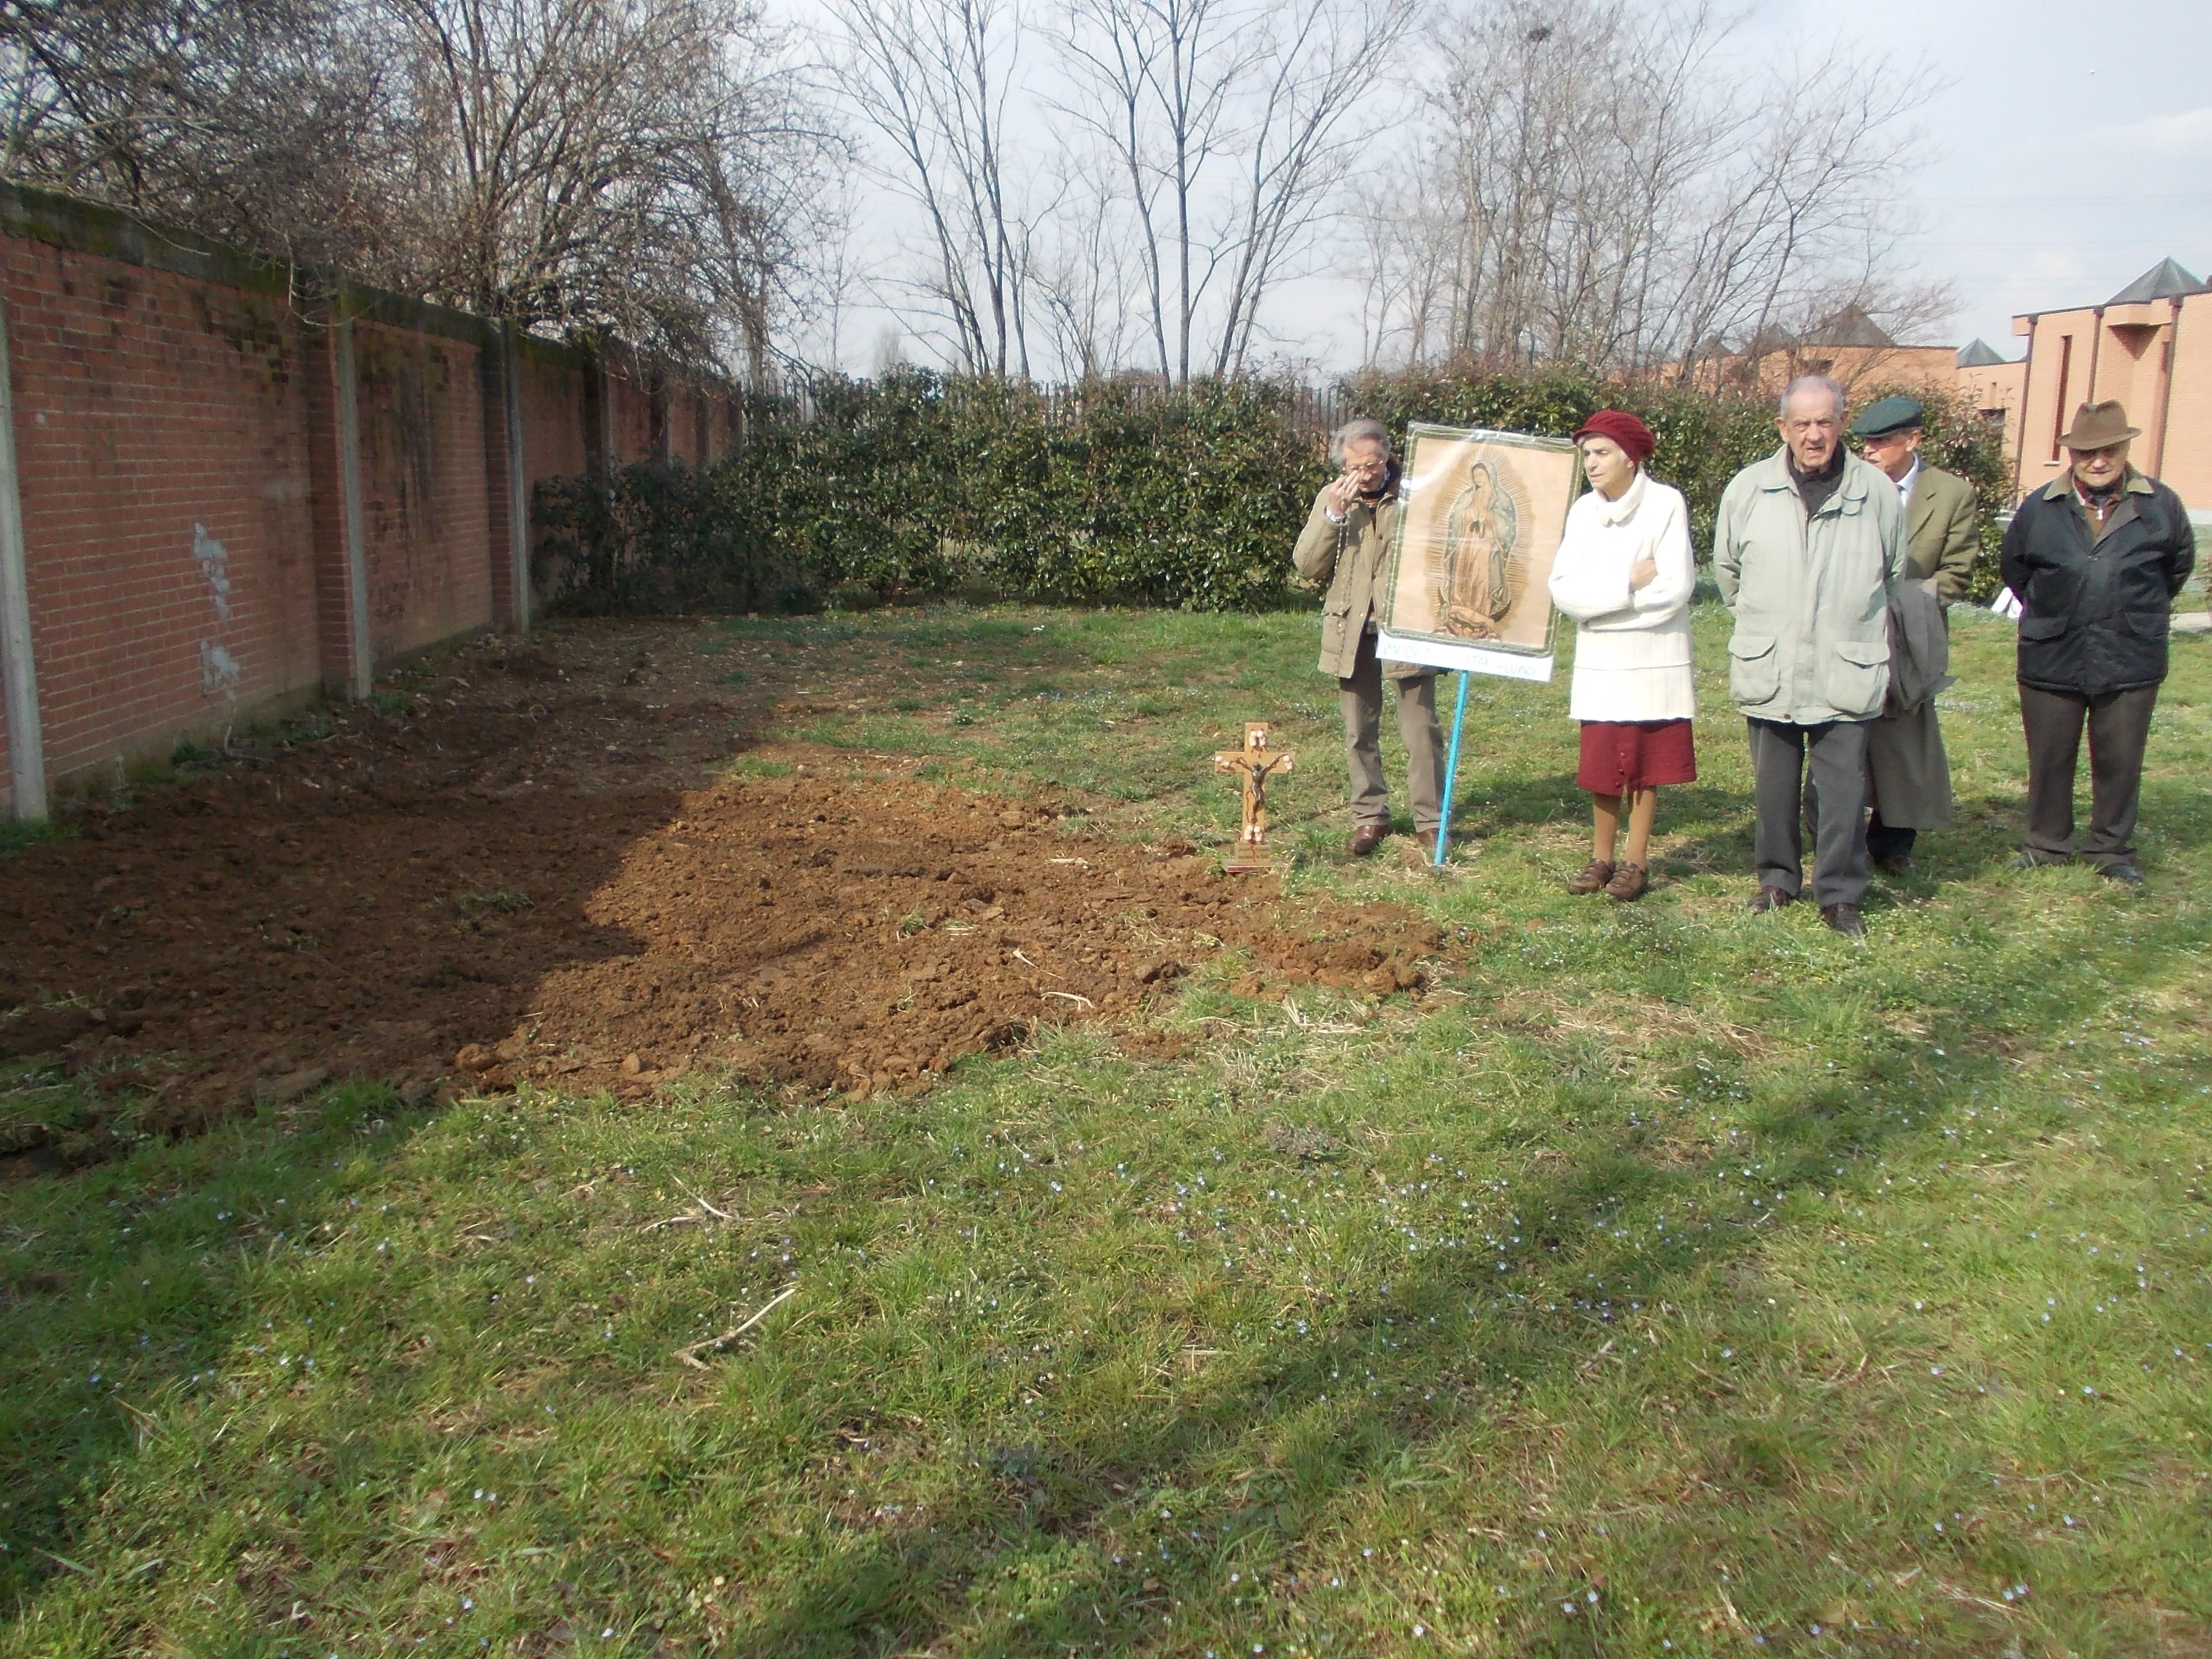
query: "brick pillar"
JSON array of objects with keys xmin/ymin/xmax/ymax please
[
  {"xmin": 0, "ymin": 290, "xmax": 45, "ymax": 819},
  {"xmin": 505, "ymin": 330, "xmax": 529, "ymax": 632},
  {"xmin": 481, "ymin": 326, "xmax": 528, "ymax": 632},
  {"xmin": 582, "ymin": 353, "xmax": 610, "ymax": 481},
  {"xmin": 647, "ymin": 368, "xmax": 669, "ymax": 460},
  {"xmin": 304, "ymin": 293, "xmax": 373, "ymax": 700}
]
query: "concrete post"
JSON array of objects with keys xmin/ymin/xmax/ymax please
[
  {"xmin": 333, "ymin": 306, "xmax": 373, "ymax": 700},
  {"xmin": 503, "ymin": 326, "xmax": 529, "ymax": 632},
  {"xmin": 0, "ymin": 293, "xmax": 46, "ymax": 819}
]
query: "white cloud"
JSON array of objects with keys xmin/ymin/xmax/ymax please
[{"xmin": 2088, "ymin": 106, "xmax": 2212, "ymax": 159}]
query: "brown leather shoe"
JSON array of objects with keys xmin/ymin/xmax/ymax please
[
  {"xmin": 1348, "ymin": 823, "xmax": 1388, "ymax": 858},
  {"xmin": 1566, "ymin": 858, "xmax": 1614, "ymax": 895},
  {"xmin": 1604, "ymin": 862, "xmax": 1648, "ymax": 902},
  {"xmin": 1875, "ymin": 854, "xmax": 1914, "ymax": 876},
  {"xmin": 1749, "ymin": 885, "xmax": 1795, "ymax": 913},
  {"xmin": 1820, "ymin": 902, "xmax": 1868, "ymax": 937}
]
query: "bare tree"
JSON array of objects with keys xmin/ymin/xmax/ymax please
[
  {"xmin": 1378, "ymin": 0, "xmax": 1947, "ymax": 375},
  {"xmin": 827, "ymin": 0, "xmax": 1036, "ymax": 378},
  {"xmin": 1031, "ymin": 150, "xmax": 1145, "ymax": 379},
  {"xmin": 387, "ymin": 0, "xmax": 833, "ymax": 366},
  {"xmin": 1, "ymin": 0, "xmax": 839, "ymax": 373},
  {"xmin": 1349, "ymin": 183, "xmax": 1455, "ymax": 368},
  {"xmin": 1677, "ymin": 40, "xmax": 1946, "ymax": 374},
  {"xmin": 1057, "ymin": 0, "xmax": 1410, "ymax": 384},
  {"xmin": 0, "ymin": 0, "xmax": 407, "ymax": 270}
]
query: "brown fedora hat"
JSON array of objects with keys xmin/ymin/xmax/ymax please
[{"xmin": 2057, "ymin": 400, "xmax": 2140, "ymax": 449}]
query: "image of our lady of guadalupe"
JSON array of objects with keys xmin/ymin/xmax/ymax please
[{"xmin": 1435, "ymin": 457, "xmax": 1528, "ymax": 640}]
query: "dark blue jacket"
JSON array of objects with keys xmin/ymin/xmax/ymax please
[{"xmin": 2000, "ymin": 471, "xmax": 2194, "ymax": 695}]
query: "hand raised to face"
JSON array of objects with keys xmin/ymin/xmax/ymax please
[{"xmin": 1329, "ymin": 439, "xmax": 1390, "ymax": 515}]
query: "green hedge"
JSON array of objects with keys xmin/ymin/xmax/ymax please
[{"xmin": 535, "ymin": 366, "xmax": 2014, "ymax": 614}]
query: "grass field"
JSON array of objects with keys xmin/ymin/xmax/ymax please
[{"xmin": 4, "ymin": 599, "xmax": 2210, "ymax": 1656}]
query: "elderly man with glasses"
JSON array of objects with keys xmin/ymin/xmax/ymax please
[
  {"xmin": 2000, "ymin": 400, "xmax": 2196, "ymax": 884},
  {"xmin": 1712, "ymin": 375, "xmax": 1908, "ymax": 937},
  {"xmin": 1293, "ymin": 418, "xmax": 1445, "ymax": 857}
]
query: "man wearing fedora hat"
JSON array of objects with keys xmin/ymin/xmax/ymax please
[
  {"xmin": 2000, "ymin": 400, "xmax": 2196, "ymax": 883},
  {"xmin": 1847, "ymin": 395, "xmax": 1979, "ymax": 873}
]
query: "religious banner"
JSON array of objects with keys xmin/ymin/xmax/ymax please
[{"xmin": 1374, "ymin": 423, "xmax": 1581, "ymax": 682}]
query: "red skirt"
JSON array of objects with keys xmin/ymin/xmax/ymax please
[{"xmin": 1577, "ymin": 719, "xmax": 1697, "ymax": 793}]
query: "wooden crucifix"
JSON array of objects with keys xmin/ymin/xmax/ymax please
[{"xmin": 1214, "ymin": 722, "xmax": 1295, "ymax": 873}]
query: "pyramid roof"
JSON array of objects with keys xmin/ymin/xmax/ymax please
[
  {"xmin": 1797, "ymin": 304, "xmax": 1897, "ymax": 348},
  {"xmin": 1956, "ymin": 338, "xmax": 2010, "ymax": 368},
  {"xmin": 2105, "ymin": 257, "xmax": 2205, "ymax": 306}
]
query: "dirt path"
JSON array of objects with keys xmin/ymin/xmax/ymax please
[{"xmin": 2, "ymin": 622, "xmax": 1449, "ymax": 1162}]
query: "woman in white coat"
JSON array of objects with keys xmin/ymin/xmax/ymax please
[{"xmin": 1546, "ymin": 409, "xmax": 1697, "ymax": 901}]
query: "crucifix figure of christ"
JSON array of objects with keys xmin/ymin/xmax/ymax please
[{"xmin": 1214, "ymin": 722, "xmax": 1296, "ymax": 873}]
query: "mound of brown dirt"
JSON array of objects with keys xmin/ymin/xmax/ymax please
[
  {"xmin": 1, "ymin": 647, "xmax": 1452, "ymax": 1143},
  {"xmin": 508, "ymin": 774, "xmax": 1446, "ymax": 1097}
]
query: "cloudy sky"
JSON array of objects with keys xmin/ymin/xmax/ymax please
[
  {"xmin": 1743, "ymin": 0, "xmax": 2212, "ymax": 359},
  {"xmin": 801, "ymin": 0, "xmax": 2212, "ymax": 374}
]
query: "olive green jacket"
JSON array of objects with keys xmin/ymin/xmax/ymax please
[
  {"xmin": 1291, "ymin": 477, "xmax": 1435, "ymax": 682},
  {"xmin": 1905, "ymin": 463, "xmax": 1979, "ymax": 604},
  {"xmin": 1712, "ymin": 447, "xmax": 1908, "ymax": 724}
]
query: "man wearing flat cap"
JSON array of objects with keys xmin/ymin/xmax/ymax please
[
  {"xmin": 1848, "ymin": 394, "xmax": 1979, "ymax": 873},
  {"xmin": 2000, "ymin": 400, "xmax": 2195, "ymax": 883}
]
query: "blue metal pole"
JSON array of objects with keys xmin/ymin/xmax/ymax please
[{"xmin": 1435, "ymin": 671, "xmax": 1470, "ymax": 866}]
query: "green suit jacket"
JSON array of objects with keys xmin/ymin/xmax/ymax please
[{"xmin": 1905, "ymin": 464, "xmax": 1979, "ymax": 604}]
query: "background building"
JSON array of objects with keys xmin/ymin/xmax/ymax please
[
  {"xmin": 1683, "ymin": 304, "xmax": 1959, "ymax": 399},
  {"xmin": 1955, "ymin": 338, "xmax": 2026, "ymax": 444},
  {"xmin": 1984, "ymin": 257, "xmax": 2210, "ymax": 515}
]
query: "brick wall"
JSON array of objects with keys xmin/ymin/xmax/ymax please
[
  {"xmin": 0, "ymin": 226, "xmax": 320, "ymax": 796},
  {"xmin": 0, "ymin": 184, "xmax": 735, "ymax": 817},
  {"xmin": 2157, "ymin": 293, "xmax": 2211, "ymax": 514},
  {"xmin": 350, "ymin": 319, "xmax": 495, "ymax": 662}
]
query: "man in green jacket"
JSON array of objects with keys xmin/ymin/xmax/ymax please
[
  {"xmin": 1714, "ymin": 376, "xmax": 1908, "ymax": 936},
  {"xmin": 1292, "ymin": 419, "xmax": 1444, "ymax": 857},
  {"xmin": 1850, "ymin": 395, "xmax": 1977, "ymax": 872}
]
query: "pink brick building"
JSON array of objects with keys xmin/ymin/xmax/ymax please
[{"xmin": 1965, "ymin": 257, "xmax": 2210, "ymax": 517}]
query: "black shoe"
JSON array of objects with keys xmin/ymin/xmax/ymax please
[
  {"xmin": 1820, "ymin": 903, "xmax": 1867, "ymax": 937},
  {"xmin": 1749, "ymin": 885, "xmax": 1795, "ymax": 914},
  {"xmin": 2099, "ymin": 862, "xmax": 2144, "ymax": 885}
]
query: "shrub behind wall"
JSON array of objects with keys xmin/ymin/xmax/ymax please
[{"xmin": 536, "ymin": 366, "xmax": 2013, "ymax": 613}]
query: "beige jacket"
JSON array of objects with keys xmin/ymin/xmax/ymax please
[{"xmin": 1292, "ymin": 474, "xmax": 1435, "ymax": 682}]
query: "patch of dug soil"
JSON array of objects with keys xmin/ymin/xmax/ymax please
[
  {"xmin": 1, "ymin": 638, "xmax": 1452, "ymax": 1153},
  {"xmin": 507, "ymin": 774, "xmax": 1448, "ymax": 1097}
]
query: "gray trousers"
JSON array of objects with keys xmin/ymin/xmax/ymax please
[
  {"xmin": 1341, "ymin": 627, "xmax": 1444, "ymax": 833},
  {"xmin": 2020, "ymin": 682, "xmax": 2158, "ymax": 869},
  {"xmin": 1749, "ymin": 717, "xmax": 1871, "ymax": 908}
]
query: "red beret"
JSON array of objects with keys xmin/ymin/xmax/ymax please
[{"xmin": 1572, "ymin": 409, "xmax": 1655, "ymax": 467}]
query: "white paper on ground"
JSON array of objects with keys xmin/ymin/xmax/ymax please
[{"xmin": 1376, "ymin": 629, "xmax": 1556, "ymax": 682}]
